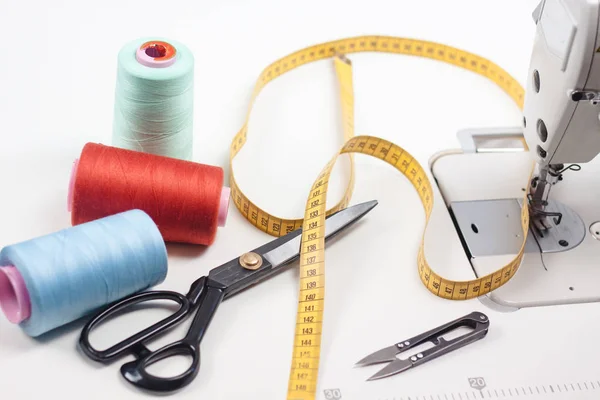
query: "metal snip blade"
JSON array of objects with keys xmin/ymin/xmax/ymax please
[
  {"xmin": 355, "ymin": 345, "xmax": 399, "ymax": 367},
  {"xmin": 367, "ymin": 359, "xmax": 412, "ymax": 381}
]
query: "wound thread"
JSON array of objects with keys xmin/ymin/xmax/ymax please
[
  {"xmin": 0, "ymin": 210, "xmax": 168, "ymax": 337},
  {"xmin": 112, "ymin": 37, "xmax": 194, "ymax": 160},
  {"xmin": 70, "ymin": 142, "xmax": 229, "ymax": 245}
]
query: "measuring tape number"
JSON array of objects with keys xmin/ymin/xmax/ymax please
[{"xmin": 227, "ymin": 35, "xmax": 532, "ymax": 400}]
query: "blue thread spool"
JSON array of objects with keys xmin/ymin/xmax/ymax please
[
  {"xmin": 0, "ymin": 209, "xmax": 168, "ymax": 337},
  {"xmin": 112, "ymin": 37, "xmax": 195, "ymax": 160}
]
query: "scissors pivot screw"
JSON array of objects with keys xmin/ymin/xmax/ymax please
[{"xmin": 239, "ymin": 252, "xmax": 263, "ymax": 270}]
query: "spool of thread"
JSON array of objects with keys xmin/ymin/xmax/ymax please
[
  {"xmin": 112, "ymin": 37, "xmax": 195, "ymax": 160},
  {"xmin": 0, "ymin": 209, "xmax": 168, "ymax": 337},
  {"xmin": 68, "ymin": 142, "xmax": 230, "ymax": 245}
]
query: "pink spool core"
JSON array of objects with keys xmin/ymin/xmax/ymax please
[
  {"xmin": 218, "ymin": 187, "xmax": 230, "ymax": 227},
  {"xmin": 136, "ymin": 40, "xmax": 177, "ymax": 68},
  {"xmin": 67, "ymin": 158, "xmax": 80, "ymax": 212},
  {"xmin": 0, "ymin": 265, "xmax": 31, "ymax": 324}
]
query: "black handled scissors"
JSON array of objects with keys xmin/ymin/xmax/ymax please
[{"xmin": 78, "ymin": 200, "xmax": 377, "ymax": 393}]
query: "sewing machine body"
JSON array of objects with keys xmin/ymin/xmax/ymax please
[{"xmin": 431, "ymin": 0, "xmax": 600, "ymax": 311}]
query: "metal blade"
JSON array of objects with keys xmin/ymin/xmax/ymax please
[
  {"xmin": 354, "ymin": 345, "xmax": 399, "ymax": 367},
  {"xmin": 263, "ymin": 200, "xmax": 378, "ymax": 268},
  {"xmin": 366, "ymin": 359, "xmax": 412, "ymax": 381}
]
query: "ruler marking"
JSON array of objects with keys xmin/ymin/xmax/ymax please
[
  {"xmin": 300, "ymin": 273, "xmax": 324, "ymax": 278},
  {"xmin": 521, "ymin": 387, "xmax": 526, "ymax": 395},
  {"xmin": 501, "ymin": 389, "xmax": 505, "ymax": 396},
  {"xmin": 299, "ymin": 287, "xmax": 324, "ymax": 292},
  {"xmin": 591, "ymin": 381, "xmax": 595, "ymax": 389},
  {"xmin": 571, "ymin": 383, "xmax": 575, "ymax": 391},
  {"xmin": 302, "ymin": 226, "xmax": 325, "ymax": 234},
  {"xmin": 536, "ymin": 386, "xmax": 540, "ymax": 394},
  {"xmin": 557, "ymin": 385, "xmax": 561, "ymax": 392},
  {"xmin": 404, "ymin": 158, "xmax": 414, "ymax": 174},
  {"xmin": 578, "ymin": 382, "xmax": 582, "ymax": 390},
  {"xmin": 565, "ymin": 383, "xmax": 569, "ymax": 391},
  {"xmin": 392, "ymin": 151, "xmax": 405, "ymax": 167},
  {"xmin": 584, "ymin": 382, "xmax": 588, "ymax": 390},
  {"xmin": 528, "ymin": 387, "xmax": 533, "ymax": 394}
]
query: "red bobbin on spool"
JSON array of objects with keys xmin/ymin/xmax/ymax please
[{"xmin": 68, "ymin": 143, "xmax": 230, "ymax": 245}]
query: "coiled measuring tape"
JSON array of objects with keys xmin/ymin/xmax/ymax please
[{"xmin": 228, "ymin": 35, "xmax": 532, "ymax": 400}]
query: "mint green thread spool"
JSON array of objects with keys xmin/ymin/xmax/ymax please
[{"xmin": 112, "ymin": 38, "xmax": 195, "ymax": 160}]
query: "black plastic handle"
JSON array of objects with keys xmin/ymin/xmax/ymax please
[
  {"xmin": 79, "ymin": 290, "xmax": 190, "ymax": 363},
  {"xmin": 117, "ymin": 282, "xmax": 226, "ymax": 392},
  {"xmin": 396, "ymin": 311, "xmax": 490, "ymax": 367},
  {"xmin": 120, "ymin": 340, "xmax": 201, "ymax": 393}
]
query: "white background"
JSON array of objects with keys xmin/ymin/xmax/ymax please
[{"xmin": 2, "ymin": 0, "xmax": 600, "ymax": 399}]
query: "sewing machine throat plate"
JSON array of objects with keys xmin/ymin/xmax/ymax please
[{"xmin": 450, "ymin": 198, "xmax": 585, "ymax": 258}]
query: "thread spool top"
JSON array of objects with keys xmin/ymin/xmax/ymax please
[
  {"xmin": 67, "ymin": 157, "xmax": 231, "ymax": 227},
  {"xmin": 136, "ymin": 40, "xmax": 177, "ymax": 68},
  {"xmin": 0, "ymin": 265, "xmax": 31, "ymax": 324}
]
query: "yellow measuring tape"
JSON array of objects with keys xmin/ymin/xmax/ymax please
[{"xmin": 228, "ymin": 35, "xmax": 532, "ymax": 400}]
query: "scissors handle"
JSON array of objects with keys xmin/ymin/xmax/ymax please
[
  {"xmin": 120, "ymin": 340, "xmax": 201, "ymax": 392},
  {"xmin": 119, "ymin": 281, "xmax": 226, "ymax": 392},
  {"xmin": 79, "ymin": 290, "xmax": 191, "ymax": 363}
]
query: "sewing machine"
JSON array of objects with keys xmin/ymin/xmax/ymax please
[{"xmin": 431, "ymin": 0, "xmax": 600, "ymax": 310}]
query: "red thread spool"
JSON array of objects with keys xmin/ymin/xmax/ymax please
[{"xmin": 68, "ymin": 143, "xmax": 230, "ymax": 245}]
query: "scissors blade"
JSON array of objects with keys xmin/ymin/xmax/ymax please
[
  {"xmin": 263, "ymin": 200, "xmax": 378, "ymax": 268},
  {"xmin": 366, "ymin": 359, "xmax": 412, "ymax": 381},
  {"xmin": 355, "ymin": 344, "xmax": 399, "ymax": 367}
]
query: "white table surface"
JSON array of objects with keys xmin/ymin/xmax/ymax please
[{"xmin": 3, "ymin": 0, "xmax": 600, "ymax": 399}]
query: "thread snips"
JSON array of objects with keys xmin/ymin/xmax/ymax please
[{"xmin": 355, "ymin": 311, "xmax": 490, "ymax": 380}]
